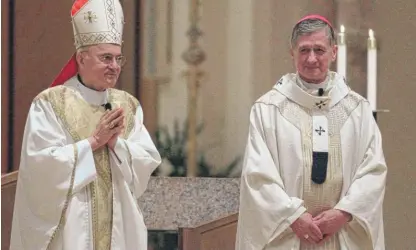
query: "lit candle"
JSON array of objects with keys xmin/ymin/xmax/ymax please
[
  {"xmin": 337, "ymin": 25, "xmax": 347, "ymax": 79},
  {"xmin": 367, "ymin": 29, "xmax": 377, "ymax": 111}
]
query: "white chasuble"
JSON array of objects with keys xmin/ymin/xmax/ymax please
[
  {"xmin": 10, "ymin": 77, "xmax": 161, "ymax": 250},
  {"xmin": 236, "ymin": 72, "xmax": 387, "ymax": 250}
]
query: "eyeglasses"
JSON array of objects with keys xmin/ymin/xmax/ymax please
[
  {"xmin": 97, "ymin": 54, "xmax": 127, "ymax": 67},
  {"xmin": 81, "ymin": 51, "xmax": 127, "ymax": 67}
]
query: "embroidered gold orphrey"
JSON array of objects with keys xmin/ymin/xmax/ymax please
[{"xmin": 37, "ymin": 86, "xmax": 139, "ymax": 250}]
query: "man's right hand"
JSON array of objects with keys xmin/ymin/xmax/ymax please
[
  {"xmin": 88, "ymin": 108, "xmax": 125, "ymax": 151},
  {"xmin": 290, "ymin": 212, "xmax": 323, "ymax": 245}
]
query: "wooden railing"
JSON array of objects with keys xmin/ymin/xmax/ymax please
[
  {"xmin": 179, "ymin": 213, "xmax": 238, "ymax": 250},
  {"xmin": 1, "ymin": 171, "xmax": 19, "ymax": 250}
]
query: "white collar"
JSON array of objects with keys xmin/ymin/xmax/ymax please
[
  {"xmin": 295, "ymin": 72, "xmax": 336, "ymax": 96},
  {"xmin": 273, "ymin": 71, "xmax": 350, "ymax": 111},
  {"xmin": 63, "ymin": 76, "xmax": 109, "ymax": 106}
]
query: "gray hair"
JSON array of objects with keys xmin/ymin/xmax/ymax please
[
  {"xmin": 290, "ymin": 19, "xmax": 335, "ymax": 48},
  {"xmin": 76, "ymin": 45, "xmax": 92, "ymax": 54}
]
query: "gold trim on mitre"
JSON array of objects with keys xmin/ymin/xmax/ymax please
[{"xmin": 71, "ymin": 0, "xmax": 124, "ymax": 49}]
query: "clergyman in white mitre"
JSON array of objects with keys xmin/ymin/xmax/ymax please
[
  {"xmin": 235, "ymin": 15, "xmax": 387, "ymax": 250},
  {"xmin": 10, "ymin": 0, "xmax": 161, "ymax": 249}
]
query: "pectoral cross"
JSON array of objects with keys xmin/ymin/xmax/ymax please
[{"xmin": 315, "ymin": 126, "xmax": 326, "ymax": 136}]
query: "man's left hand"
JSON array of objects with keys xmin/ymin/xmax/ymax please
[{"xmin": 312, "ymin": 209, "xmax": 351, "ymax": 242}]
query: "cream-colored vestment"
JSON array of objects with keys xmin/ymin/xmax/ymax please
[
  {"xmin": 236, "ymin": 72, "xmax": 387, "ymax": 250},
  {"xmin": 10, "ymin": 76, "xmax": 161, "ymax": 250}
]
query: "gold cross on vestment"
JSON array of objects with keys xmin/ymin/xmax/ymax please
[{"xmin": 84, "ymin": 11, "xmax": 97, "ymax": 23}]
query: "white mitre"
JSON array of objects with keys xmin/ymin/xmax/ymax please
[
  {"xmin": 51, "ymin": 0, "xmax": 125, "ymax": 87},
  {"xmin": 71, "ymin": 0, "xmax": 124, "ymax": 49}
]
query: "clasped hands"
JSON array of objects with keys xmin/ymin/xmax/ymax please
[
  {"xmin": 88, "ymin": 108, "xmax": 125, "ymax": 151},
  {"xmin": 290, "ymin": 209, "xmax": 351, "ymax": 245}
]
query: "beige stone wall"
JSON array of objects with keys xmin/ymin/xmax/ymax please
[{"xmin": 372, "ymin": 1, "xmax": 416, "ymax": 248}]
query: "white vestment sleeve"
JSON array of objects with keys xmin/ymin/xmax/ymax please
[
  {"xmin": 109, "ymin": 105, "xmax": 161, "ymax": 198},
  {"xmin": 334, "ymin": 102, "xmax": 387, "ymax": 249},
  {"xmin": 12, "ymin": 98, "xmax": 96, "ymax": 249},
  {"xmin": 236, "ymin": 105, "xmax": 306, "ymax": 250}
]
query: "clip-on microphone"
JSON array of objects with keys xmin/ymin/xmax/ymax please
[{"xmin": 102, "ymin": 103, "xmax": 112, "ymax": 110}]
